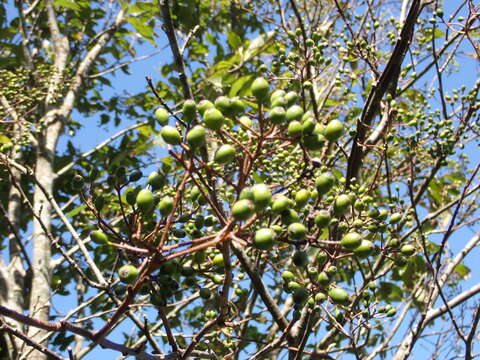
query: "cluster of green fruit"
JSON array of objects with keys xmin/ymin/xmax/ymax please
[
  {"xmin": 84, "ymin": 75, "xmax": 423, "ymax": 320},
  {"xmin": 154, "ymin": 76, "xmax": 346, "ymax": 160},
  {"xmin": 281, "ymin": 261, "xmax": 350, "ymax": 319}
]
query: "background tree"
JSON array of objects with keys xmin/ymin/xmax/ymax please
[{"xmin": 0, "ymin": 0, "xmax": 479, "ymax": 359}]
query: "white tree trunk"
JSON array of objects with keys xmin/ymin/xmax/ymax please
[{"xmin": 28, "ymin": 121, "xmax": 63, "ymax": 360}]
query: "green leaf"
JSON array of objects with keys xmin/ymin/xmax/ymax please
[
  {"xmin": 427, "ymin": 178, "xmax": 442, "ymax": 205},
  {"xmin": 127, "ymin": 17, "xmax": 154, "ymax": 40},
  {"xmin": 227, "ymin": 32, "xmax": 242, "ymax": 50},
  {"xmin": 66, "ymin": 204, "xmax": 86, "ymax": 218},
  {"xmin": 0, "ymin": 134, "xmax": 11, "ymax": 144},
  {"xmin": 454, "ymin": 264, "xmax": 470, "ymax": 279},
  {"xmin": 54, "ymin": 0, "xmax": 81, "ymax": 11},
  {"xmin": 378, "ymin": 282, "xmax": 403, "ymax": 302},
  {"xmin": 229, "ymin": 74, "xmax": 254, "ymax": 97}
]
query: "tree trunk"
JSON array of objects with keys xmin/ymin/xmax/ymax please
[
  {"xmin": 28, "ymin": 121, "xmax": 63, "ymax": 360},
  {"xmin": 0, "ymin": 121, "xmax": 27, "ymax": 359}
]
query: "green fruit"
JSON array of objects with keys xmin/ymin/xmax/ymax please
[
  {"xmin": 315, "ymin": 172, "xmax": 335, "ymax": 195},
  {"xmin": 317, "ymin": 271, "xmax": 330, "ymax": 287},
  {"xmin": 212, "ymin": 274, "xmax": 223, "ymax": 284},
  {"xmin": 292, "ymin": 250, "xmax": 309, "ymax": 267},
  {"xmin": 214, "ymin": 144, "xmax": 236, "ymax": 164},
  {"xmin": 72, "ymin": 174, "xmax": 84, "ymax": 189},
  {"xmin": 269, "ymin": 106, "xmax": 286, "ymax": 124},
  {"xmin": 324, "ymin": 120, "xmax": 344, "ymax": 142},
  {"xmin": 232, "ymin": 199, "xmax": 254, "ymax": 221},
  {"xmin": 136, "ymin": 189, "xmax": 154, "ymax": 213},
  {"xmin": 129, "ymin": 170, "xmax": 142, "ymax": 182},
  {"xmin": 271, "ymin": 96, "xmax": 287, "ymax": 108},
  {"xmin": 316, "ymin": 251, "xmax": 328, "ymax": 265},
  {"xmin": 160, "ymin": 126, "xmax": 182, "ymax": 145},
  {"xmin": 186, "ymin": 125, "xmax": 206, "ymax": 148},
  {"xmin": 338, "ymin": 222, "xmax": 348, "ymax": 232},
  {"xmin": 400, "ymin": 244, "xmax": 416, "ymax": 256},
  {"xmin": 254, "ymin": 228, "xmax": 277, "ymax": 250},
  {"xmin": 285, "ymin": 91, "xmax": 299, "ymax": 106},
  {"xmin": 239, "ymin": 187, "xmax": 254, "ymax": 200},
  {"xmin": 353, "ymin": 240, "xmax": 374, "ymax": 258},
  {"xmin": 302, "ymin": 118, "xmax": 316, "ymax": 134},
  {"xmin": 367, "ymin": 208, "xmax": 380, "ymax": 219},
  {"xmin": 115, "ymin": 166, "xmax": 127, "ymax": 183},
  {"xmin": 90, "ymin": 230, "xmax": 109, "ymax": 245},
  {"xmin": 212, "ymin": 254, "xmax": 224, "ymax": 267},
  {"xmin": 285, "ymin": 105, "xmax": 304, "ymax": 122},
  {"xmin": 147, "ymin": 171, "xmax": 165, "ymax": 190},
  {"xmin": 293, "ymin": 287, "xmax": 309, "ymax": 304},
  {"xmin": 235, "ymin": 287, "xmax": 244, "ymax": 296},
  {"xmin": 341, "ymin": 232, "xmax": 362, "ymax": 250},
  {"xmin": 314, "ymin": 210, "xmax": 331, "ymax": 228},
  {"xmin": 251, "ymin": 77, "xmax": 270, "ymax": 103},
  {"xmin": 252, "ymin": 184, "xmax": 272, "ymax": 209},
  {"xmin": 281, "ymin": 270, "xmax": 295, "ymax": 283},
  {"xmin": 288, "ymin": 121, "xmax": 303, "ymax": 137},
  {"xmin": 326, "ymin": 265, "xmax": 337, "ymax": 275},
  {"xmin": 198, "ymin": 99, "xmax": 215, "ymax": 115},
  {"xmin": 328, "ymin": 287, "xmax": 349, "ymax": 305},
  {"xmin": 303, "ymin": 133, "xmax": 325, "ymax": 150},
  {"xmin": 239, "ymin": 116, "xmax": 253, "ymax": 128},
  {"xmin": 182, "ymin": 99, "xmax": 197, "ymax": 122},
  {"xmin": 118, "ymin": 264, "xmax": 139, "ymax": 284},
  {"xmin": 272, "ymin": 225, "xmax": 283, "ymax": 233},
  {"xmin": 302, "ymin": 111, "xmax": 313, "ymax": 122},
  {"xmin": 395, "ymin": 255, "xmax": 408, "ymax": 267},
  {"xmin": 151, "ymin": 293, "xmax": 168, "ymax": 307},
  {"xmin": 386, "ymin": 308, "xmax": 397, "ymax": 317},
  {"xmin": 172, "ymin": 228, "xmax": 186, "ymax": 237},
  {"xmin": 125, "ymin": 190, "xmax": 136, "ymax": 206},
  {"xmin": 270, "ymin": 89, "xmax": 286, "ymax": 104},
  {"xmin": 281, "ymin": 208, "xmax": 300, "ymax": 225},
  {"xmin": 203, "ymin": 108, "xmax": 225, "ymax": 131},
  {"xmin": 378, "ymin": 209, "xmax": 388, "ymax": 220},
  {"xmin": 160, "ymin": 261, "xmax": 178, "ymax": 275},
  {"xmin": 287, "ymin": 281, "xmax": 302, "ymax": 292},
  {"xmin": 354, "ymin": 200, "xmax": 365, "ymax": 211},
  {"xmin": 288, "ymin": 222, "xmax": 307, "ymax": 241},
  {"xmin": 334, "ymin": 194, "xmax": 352, "ymax": 215},
  {"xmin": 314, "ymin": 123, "xmax": 325, "ymax": 135},
  {"xmin": 390, "ymin": 212, "xmax": 402, "ymax": 224},
  {"xmin": 307, "ymin": 266, "xmax": 318, "ymax": 277},
  {"xmin": 230, "ymin": 97, "xmax": 246, "ymax": 116},
  {"xmin": 199, "ymin": 288, "xmax": 211, "ymax": 299},
  {"xmin": 155, "ymin": 108, "xmax": 170, "ymax": 125},
  {"xmin": 334, "ymin": 309, "xmax": 345, "ymax": 323},
  {"xmin": 158, "ymin": 196, "xmax": 174, "ymax": 216},
  {"xmin": 192, "ymin": 251, "xmax": 206, "ymax": 265},
  {"xmin": 295, "ymin": 189, "xmax": 310, "ymax": 207},
  {"xmin": 94, "ymin": 195, "xmax": 105, "ymax": 211},
  {"xmin": 214, "ymin": 96, "xmax": 233, "ymax": 115},
  {"xmin": 272, "ymin": 195, "xmax": 291, "ymax": 213},
  {"xmin": 315, "ymin": 292, "xmax": 327, "ymax": 303}
]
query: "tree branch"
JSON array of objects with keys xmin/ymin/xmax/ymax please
[
  {"xmin": 231, "ymin": 242, "xmax": 289, "ymax": 332},
  {"xmin": 157, "ymin": 0, "xmax": 193, "ymax": 101},
  {"xmin": 346, "ymin": 0, "xmax": 424, "ymax": 186}
]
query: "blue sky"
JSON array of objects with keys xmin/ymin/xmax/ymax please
[{"xmin": 3, "ymin": 0, "xmax": 480, "ymax": 359}]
